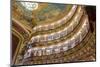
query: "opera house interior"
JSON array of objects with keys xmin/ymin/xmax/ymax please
[{"xmin": 11, "ymin": 0, "xmax": 96, "ymax": 66}]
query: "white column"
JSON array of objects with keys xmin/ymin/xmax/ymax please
[{"xmin": 38, "ymin": 49, "xmax": 42, "ymax": 56}]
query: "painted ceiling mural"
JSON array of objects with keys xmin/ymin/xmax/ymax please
[{"xmin": 11, "ymin": 0, "xmax": 96, "ymax": 66}]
